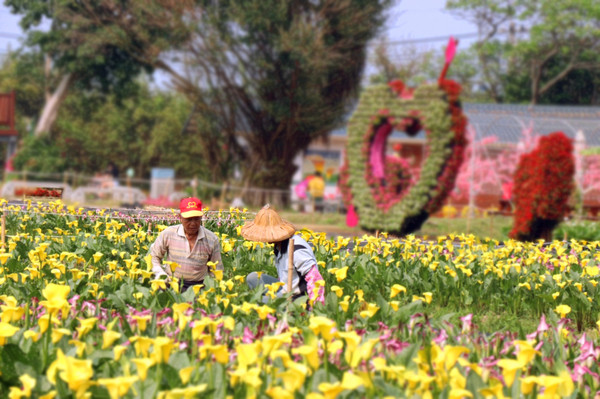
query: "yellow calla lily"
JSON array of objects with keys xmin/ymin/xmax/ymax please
[
  {"xmin": 97, "ymin": 376, "xmax": 138, "ymax": 399},
  {"xmin": 309, "ymin": 316, "xmax": 337, "ymax": 341},
  {"xmin": 179, "ymin": 366, "xmax": 195, "ymax": 385},
  {"xmin": 390, "ymin": 284, "xmax": 407, "ymax": 298},
  {"xmin": 554, "ymin": 304, "xmax": 571, "ymax": 318},
  {"xmin": 497, "ymin": 358, "xmax": 525, "ymax": 387},
  {"xmin": 132, "ymin": 358, "xmax": 156, "ymax": 381},
  {"xmin": 102, "ymin": 330, "xmax": 121, "ymax": 350}
]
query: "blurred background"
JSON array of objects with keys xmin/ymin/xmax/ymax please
[{"xmin": 1, "ymin": 0, "xmax": 600, "ymax": 239}]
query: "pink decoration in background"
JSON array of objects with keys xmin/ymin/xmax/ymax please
[
  {"xmin": 501, "ymin": 182, "xmax": 513, "ymax": 201},
  {"xmin": 445, "ymin": 36, "xmax": 457, "ymax": 64},
  {"xmin": 346, "ymin": 203, "xmax": 358, "ymax": 227},
  {"xmin": 294, "ymin": 176, "xmax": 312, "ymax": 200},
  {"xmin": 370, "ymin": 123, "xmax": 393, "ymax": 179},
  {"xmin": 439, "ymin": 36, "xmax": 458, "ymax": 82},
  {"xmin": 450, "ymin": 125, "xmax": 499, "ymax": 202},
  {"xmin": 5, "ymin": 153, "xmax": 14, "ymax": 172},
  {"xmin": 451, "ymin": 123, "xmax": 541, "ymax": 204},
  {"xmin": 579, "ymin": 154, "xmax": 600, "ymax": 201},
  {"xmin": 143, "ymin": 196, "xmax": 176, "ymax": 208}
]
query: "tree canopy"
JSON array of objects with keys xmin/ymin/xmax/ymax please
[
  {"xmin": 169, "ymin": 0, "xmax": 391, "ymax": 195},
  {"xmin": 6, "ymin": 0, "xmax": 391, "ymax": 195},
  {"xmin": 12, "ymin": 83, "xmax": 210, "ymax": 180},
  {"xmin": 5, "ymin": 0, "xmax": 192, "ymax": 134},
  {"xmin": 447, "ymin": 0, "xmax": 600, "ymax": 104}
]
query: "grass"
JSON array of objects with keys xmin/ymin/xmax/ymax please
[
  {"xmin": 280, "ymin": 210, "xmax": 347, "ymax": 226},
  {"xmin": 429, "ymin": 307, "xmax": 541, "ymax": 335},
  {"xmin": 417, "ymin": 215, "xmax": 513, "ymax": 242},
  {"xmin": 279, "ymin": 209, "xmax": 514, "ymax": 241}
]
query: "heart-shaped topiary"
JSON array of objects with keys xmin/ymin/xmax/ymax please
[{"xmin": 342, "ymin": 79, "xmax": 467, "ymax": 236}]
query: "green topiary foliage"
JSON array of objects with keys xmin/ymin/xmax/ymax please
[{"xmin": 343, "ymin": 79, "xmax": 467, "ymax": 236}]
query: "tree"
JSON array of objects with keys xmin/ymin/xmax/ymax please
[
  {"xmin": 369, "ymin": 40, "xmax": 438, "ymax": 86},
  {"xmin": 0, "ymin": 50, "xmax": 45, "ymax": 125},
  {"xmin": 168, "ymin": 0, "xmax": 391, "ymax": 198},
  {"xmin": 369, "ymin": 39, "xmax": 487, "ymax": 102},
  {"xmin": 504, "ymin": 54, "xmax": 600, "ymax": 105},
  {"xmin": 12, "ymin": 83, "xmax": 216, "ymax": 181},
  {"xmin": 447, "ymin": 0, "xmax": 600, "ymax": 104},
  {"xmin": 5, "ymin": 0, "xmax": 192, "ymax": 135},
  {"xmin": 447, "ymin": 0, "xmax": 521, "ymax": 102}
]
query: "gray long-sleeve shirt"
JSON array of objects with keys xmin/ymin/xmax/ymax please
[{"xmin": 274, "ymin": 235, "xmax": 317, "ymax": 294}]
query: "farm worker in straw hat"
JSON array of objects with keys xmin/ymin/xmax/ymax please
[
  {"xmin": 150, "ymin": 197, "xmax": 223, "ymax": 292},
  {"xmin": 241, "ymin": 204, "xmax": 325, "ymax": 305}
]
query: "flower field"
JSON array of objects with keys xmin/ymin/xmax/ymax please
[{"xmin": 0, "ymin": 201, "xmax": 598, "ymax": 398}]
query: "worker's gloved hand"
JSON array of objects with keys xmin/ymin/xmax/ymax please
[{"xmin": 305, "ymin": 266, "xmax": 325, "ymax": 305}]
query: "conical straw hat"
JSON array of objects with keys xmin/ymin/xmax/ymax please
[{"xmin": 241, "ymin": 204, "xmax": 296, "ymax": 242}]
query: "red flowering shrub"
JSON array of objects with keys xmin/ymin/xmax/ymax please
[{"xmin": 510, "ymin": 132, "xmax": 574, "ymax": 241}]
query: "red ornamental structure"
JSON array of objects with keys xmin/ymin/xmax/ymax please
[
  {"xmin": 0, "ymin": 91, "xmax": 17, "ymax": 135},
  {"xmin": 0, "ymin": 91, "xmax": 18, "ymax": 164},
  {"xmin": 510, "ymin": 132, "xmax": 575, "ymax": 241}
]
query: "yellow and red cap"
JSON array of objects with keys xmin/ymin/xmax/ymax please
[{"xmin": 180, "ymin": 197, "xmax": 204, "ymax": 218}]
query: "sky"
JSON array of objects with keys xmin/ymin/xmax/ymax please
[
  {"xmin": 382, "ymin": 0, "xmax": 477, "ymax": 44},
  {"xmin": 0, "ymin": 0, "xmax": 478, "ymax": 81}
]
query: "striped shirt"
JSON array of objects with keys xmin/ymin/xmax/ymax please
[{"xmin": 150, "ymin": 225, "xmax": 223, "ymax": 282}]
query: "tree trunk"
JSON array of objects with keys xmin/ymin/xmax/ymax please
[
  {"xmin": 530, "ymin": 61, "xmax": 540, "ymax": 105},
  {"xmin": 241, "ymin": 154, "xmax": 296, "ymax": 207},
  {"xmin": 34, "ymin": 73, "xmax": 74, "ymax": 137},
  {"xmin": 44, "ymin": 54, "xmax": 52, "ymax": 102}
]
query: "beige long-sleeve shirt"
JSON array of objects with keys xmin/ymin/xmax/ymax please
[{"xmin": 150, "ymin": 225, "xmax": 223, "ymax": 282}]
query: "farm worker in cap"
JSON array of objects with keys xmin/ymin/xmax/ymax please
[
  {"xmin": 150, "ymin": 197, "xmax": 223, "ymax": 292},
  {"xmin": 241, "ymin": 204, "xmax": 325, "ymax": 305}
]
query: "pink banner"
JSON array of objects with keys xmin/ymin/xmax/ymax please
[
  {"xmin": 370, "ymin": 123, "xmax": 393, "ymax": 179},
  {"xmin": 445, "ymin": 36, "xmax": 457, "ymax": 65},
  {"xmin": 346, "ymin": 203, "xmax": 358, "ymax": 227}
]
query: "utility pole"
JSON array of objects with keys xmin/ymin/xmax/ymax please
[
  {"xmin": 466, "ymin": 126, "xmax": 477, "ymax": 233},
  {"xmin": 507, "ymin": 22, "xmax": 517, "ymax": 72},
  {"xmin": 574, "ymin": 130, "xmax": 586, "ymax": 219}
]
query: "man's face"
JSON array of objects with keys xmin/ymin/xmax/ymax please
[{"xmin": 181, "ymin": 216, "xmax": 202, "ymax": 235}]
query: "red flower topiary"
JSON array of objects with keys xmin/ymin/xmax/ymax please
[{"xmin": 510, "ymin": 132, "xmax": 574, "ymax": 241}]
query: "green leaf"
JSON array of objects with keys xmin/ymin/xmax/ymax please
[
  {"xmin": 0, "ymin": 344, "xmax": 25, "ymax": 382},
  {"xmin": 168, "ymin": 351, "xmax": 190, "ymax": 369},
  {"xmin": 161, "ymin": 364, "xmax": 182, "ymax": 388},
  {"xmin": 136, "ymin": 379, "xmax": 158, "ymax": 399}
]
